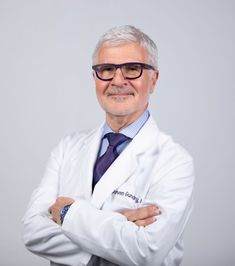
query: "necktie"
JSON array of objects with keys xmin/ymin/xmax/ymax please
[{"xmin": 92, "ymin": 132, "xmax": 130, "ymax": 189}]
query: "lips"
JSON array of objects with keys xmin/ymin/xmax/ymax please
[{"xmin": 107, "ymin": 92, "xmax": 134, "ymax": 96}]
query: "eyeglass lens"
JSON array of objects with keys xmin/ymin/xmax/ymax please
[{"xmin": 96, "ymin": 63, "xmax": 143, "ymax": 80}]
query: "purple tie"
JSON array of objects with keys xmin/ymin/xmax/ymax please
[{"xmin": 92, "ymin": 133, "xmax": 130, "ymax": 190}]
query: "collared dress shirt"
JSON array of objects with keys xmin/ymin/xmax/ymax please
[{"xmin": 98, "ymin": 110, "xmax": 150, "ymax": 157}]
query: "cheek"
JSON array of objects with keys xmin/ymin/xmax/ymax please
[
  {"xmin": 96, "ymin": 78, "xmax": 111, "ymax": 90},
  {"xmin": 129, "ymin": 80, "xmax": 152, "ymax": 96},
  {"xmin": 95, "ymin": 82, "xmax": 106, "ymax": 96},
  {"xmin": 95, "ymin": 83, "xmax": 111, "ymax": 105}
]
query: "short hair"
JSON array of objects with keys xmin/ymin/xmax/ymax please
[{"xmin": 92, "ymin": 25, "xmax": 158, "ymax": 70}]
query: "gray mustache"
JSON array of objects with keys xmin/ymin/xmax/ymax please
[{"xmin": 106, "ymin": 87, "xmax": 134, "ymax": 96}]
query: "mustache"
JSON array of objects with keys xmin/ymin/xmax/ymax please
[{"xmin": 106, "ymin": 87, "xmax": 135, "ymax": 96}]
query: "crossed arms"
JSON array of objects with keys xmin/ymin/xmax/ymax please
[{"xmin": 49, "ymin": 196, "xmax": 160, "ymax": 227}]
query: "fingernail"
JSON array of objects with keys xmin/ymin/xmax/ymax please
[
  {"xmin": 153, "ymin": 209, "xmax": 159, "ymax": 215},
  {"xmin": 155, "ymin": 209, "xmax": 161, "ymax": 215}
]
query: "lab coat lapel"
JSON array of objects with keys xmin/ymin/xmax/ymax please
[
  {"xmin": 76, "ymin": 124, "xmax": 104, "ymax": 199},
  {"xmin": 91, "ymin": 116, "xmax": 159, "ymax": 209},
  {"xmin": 91, "ymin": 146, "xmax": 138, "ymax": 208}
]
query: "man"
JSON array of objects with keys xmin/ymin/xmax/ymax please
[{"xmin": 23, "ymin": 25, "xmax": 194, "ymax": 266}]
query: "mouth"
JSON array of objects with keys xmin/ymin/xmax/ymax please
[{"xmin": 107, "ymin": 92, "xmax": 135, "ymax": 97}]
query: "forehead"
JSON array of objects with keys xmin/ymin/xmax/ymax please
[{"xmin": 97, "ymin": 43, "xmax": 148, "ymax": 64}]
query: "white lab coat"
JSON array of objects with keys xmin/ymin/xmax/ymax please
[{"xmin": 22, "ymin": 116, "xmax": 194, "ymax": 266}]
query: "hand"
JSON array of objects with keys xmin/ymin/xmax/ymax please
[
  {"xmin": 118, "ymin": 205, "xmax": 161, "ymax": 227},
  {"xmin": 48, "ymin": 197, "xmax": 75, "ymax": 225}
]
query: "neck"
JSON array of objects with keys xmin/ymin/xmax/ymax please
[{"xmin": 106, "ymin": 109, "xmax": 147, "ymax": 132}]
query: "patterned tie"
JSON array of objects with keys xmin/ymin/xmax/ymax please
[{"xmin": 92, "ymin": 132, "xmax": 130, "ymax": 189}]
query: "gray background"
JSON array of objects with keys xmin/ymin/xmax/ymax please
[{"xmin": 0, "ymin": 0, "xmax": 234, "ymax": 265}]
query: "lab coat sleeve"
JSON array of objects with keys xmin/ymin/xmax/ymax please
[
  {"xmin": 22, "ymin": 136, "xmax": 91, "ymax": 266},
  {"xmin": 62, "ymin": 158, "xmax": 194, "ymax": 266}
]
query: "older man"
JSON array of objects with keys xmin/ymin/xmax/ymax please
[{"xmin": 23, "ymin": 25, "xmax": 194, "ymax": 266}]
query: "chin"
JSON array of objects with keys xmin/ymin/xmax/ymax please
[
  {"xmin": 107, "ymin": 110, "xmax": 132, "ymax": 117},
  {"xmin": 103, "ymin": 106, "xmax": 134, "ymax": 117},
  {"xmin": 101, "ymin": 102, "xmax": 131, "ymax": 114}
]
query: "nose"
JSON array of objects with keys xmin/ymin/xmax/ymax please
[{"xmin": 111, "ymin": 68, "xmax": 128, "ymax": 86}]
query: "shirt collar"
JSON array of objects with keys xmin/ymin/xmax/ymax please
[{"xmin": 102, "ymin": 110, "xmax": 150, "ymax": 139}]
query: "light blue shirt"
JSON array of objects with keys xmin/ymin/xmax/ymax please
[{"xmin": 98, "ymin": 110, "xmax": 150, "ymax": 157}]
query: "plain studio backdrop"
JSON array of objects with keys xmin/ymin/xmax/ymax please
[{"xmin": 0, "ymin": 1, "xmax": 234, "ymax": 265}]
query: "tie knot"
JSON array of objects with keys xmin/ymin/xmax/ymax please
[{"xmin": 104, "ymin": 132, "xmax": 129, "ymax": 148}]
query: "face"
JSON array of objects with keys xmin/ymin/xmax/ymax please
[{"xmin": 93, "ymin": 42, "xmax": 158, "ymax": 124}]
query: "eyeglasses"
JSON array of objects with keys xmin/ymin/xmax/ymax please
[{"xmin": 92, "ymin": 62, "xmax": 155, "ymax": 81}]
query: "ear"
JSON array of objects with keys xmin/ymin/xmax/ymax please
[
  {"xmin": 152, "ymin": 70, "xmax": 159, "ymax": 85},
  {"xmin": 92, "ymin": 71, "xmax": 96, "ymax": 80},
  {"xmin": 150, "ymin": 70, "xmax": 159, "ymax": 93}
]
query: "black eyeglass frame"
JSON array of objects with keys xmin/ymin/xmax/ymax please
[{"xmin": 92, "ymin": 62, "xmax": 155, "ymax": 81}]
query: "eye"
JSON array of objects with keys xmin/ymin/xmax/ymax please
[
  {"xmin": 124, "ymin": 64, "xmax": 141, "ymax": 73},
  {"xmin": 99, "ymin": 65, "xmax": 115, "ymax": 73},
  {"xmin": 124, "ymin": 64, "xmax": 141, "ymax": 71}
]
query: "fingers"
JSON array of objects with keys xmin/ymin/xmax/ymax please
[
  {"xmin": 134, "ymin": 216, "xmax": 156, "ymax": 227},
  {"xmin": 118, "ymin": 205, "xmax": 161, "ymax": 227},
  {"xmin": 48, "ymin": 202, "xmax": 61, "ymax": 225},
  {"xmin": 48, "ymin": 196, "xmax": 75, "ymax": 225},
  {"xmin": 122, "ymin": 205, "xmax": 160, "ymax": 222}
]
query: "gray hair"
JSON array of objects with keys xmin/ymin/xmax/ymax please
[{"xmin": 92, "ymin": 25, "xmax": 158, "ymax": 70}]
